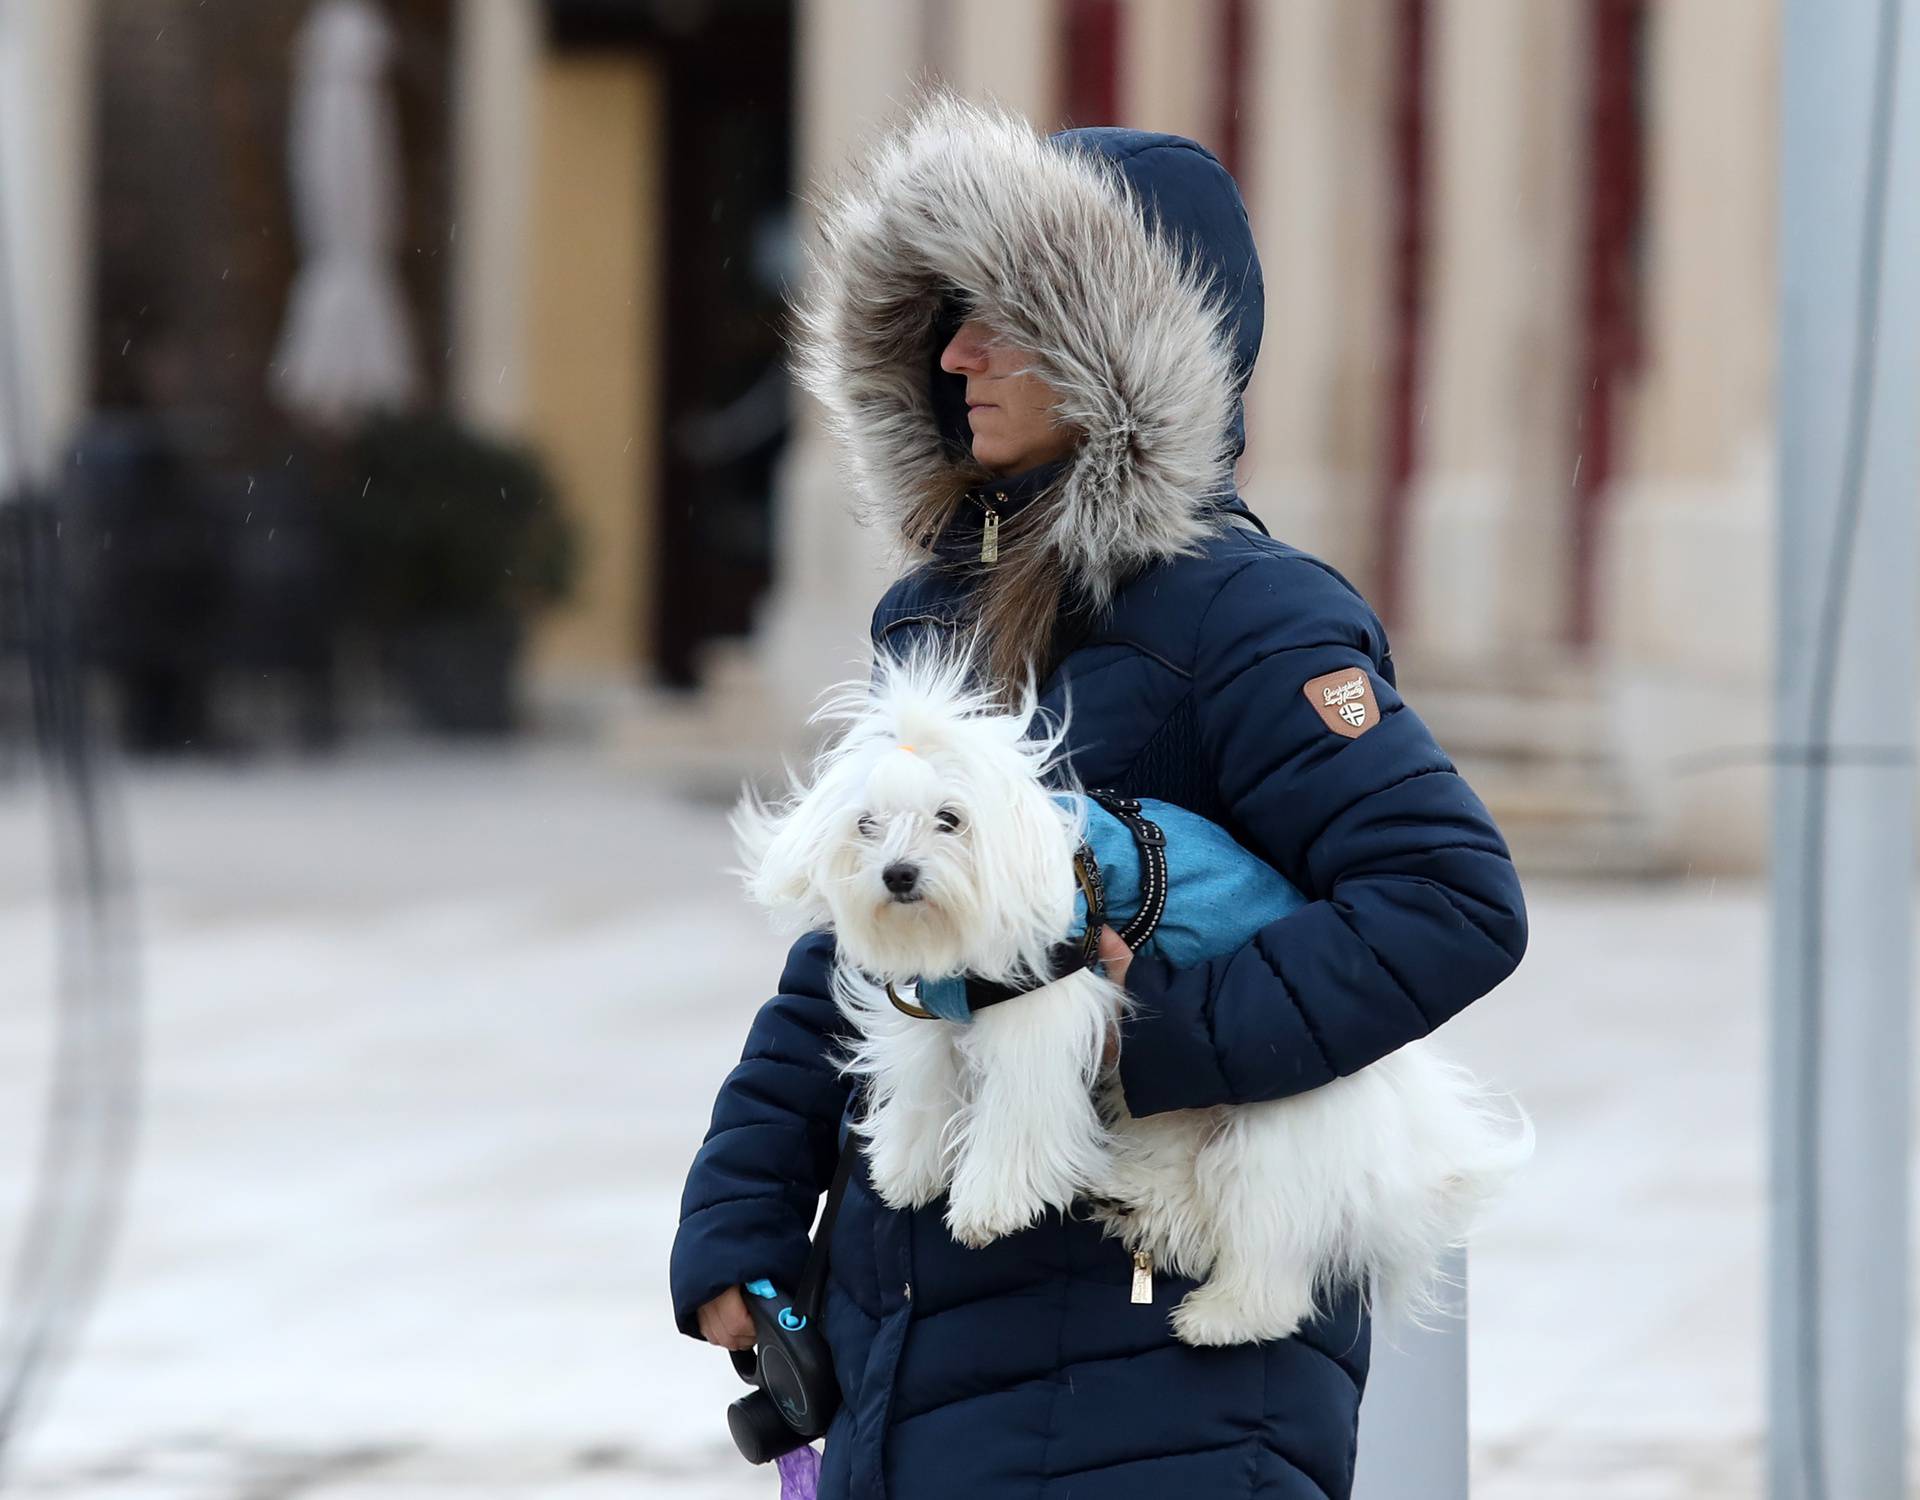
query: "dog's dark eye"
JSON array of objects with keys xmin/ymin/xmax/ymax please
[
  {"xmin": 935, "ymin": 807, "xmax": 963, "ymax": 833},
  {"xmin": 857, "ymin": 814, "xmax": 879, "ymax": 838}
]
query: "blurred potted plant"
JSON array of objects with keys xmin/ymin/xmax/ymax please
[{"xmin": 329, "ymin": 412, "xmax": 575, "ymax": 733}]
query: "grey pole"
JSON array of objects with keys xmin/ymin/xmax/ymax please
[
  {"xmin": 1770, "ymin": 3, "xmax": 1920, "ymax": 1499},
  {"xmin": 1352, "ymin": 1251, "xmax": 1467, "ymax": 1500}
]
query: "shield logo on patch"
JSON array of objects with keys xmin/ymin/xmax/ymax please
[{"xmin": 1301, "ymin": 668, "xmax": 1380, "ymax": 739}]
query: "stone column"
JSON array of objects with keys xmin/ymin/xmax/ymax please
[
  {"xmin": 0, "ymin": 0, "xmax": 95, "ymax": 483},
  {"xmin": 939, "ymin": 0, "xmax": 1058, "ymax": 123},
  {"xmin": 449, "ymin": 0, "xmax": 540, "ymax": 437},
  {"xmin": 1236, "ymin": 0, "xmax": 1392, "ymax": 588},
  {"xmin": 1402, "ymin": 0, "xmax": 1582, "ymax": 675},
  {"xmin": 752, "ymin": 0, "xmax": 929, "ymax": 729},
  {"xmin": 1599, "ymin": 0, "xmax": 1778, "ymax": 870},
  {"xmin": 1119, "ymin": 0, "xmax": 1220, "ymax": 145}
]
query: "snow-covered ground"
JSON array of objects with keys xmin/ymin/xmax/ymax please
[{"xmin": 0, "ymin": 747, "xmax": 1818, "ymax": 1496}]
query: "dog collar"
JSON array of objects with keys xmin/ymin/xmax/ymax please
[{"xmin": 883, "ymin": 790, "xmax": 1168, "ymax": 1021}]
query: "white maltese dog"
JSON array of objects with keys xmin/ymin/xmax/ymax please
[{"xmin": 732, "ymin": 643, "xmax": 1531, "ymax": 1346}]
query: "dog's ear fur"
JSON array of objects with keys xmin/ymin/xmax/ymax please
[
  {"xmin": 1003, "ymin": 773, "xmax": 1083, "ymax": 959},
  {"xmin": 729, "ymin": 775, "xmax": 833, "ymax": 930}
]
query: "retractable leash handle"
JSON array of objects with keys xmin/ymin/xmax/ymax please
[
  {"xmin": 725, "ymin": 1145, "xmax": 858, "ymax": 1464},
  {"xmin": 726, "ymin": 1277, "xmax": 838, "ymax": 1462}
]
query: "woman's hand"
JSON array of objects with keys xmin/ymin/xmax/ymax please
[
  {"xmin": 697, "ymin": 1285, "xmax": 757, "ymax": 1351},
  {"xmin": 1098, "ymin": 925, "xmax": 1132, "ymax": 1069}
]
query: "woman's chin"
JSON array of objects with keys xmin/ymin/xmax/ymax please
[
  {"xmin": 966, "ymin": 428, "xmax": 1020, "ymax": 473},
  {"xmin": 969, "ymin": 436, "xmax": 1064, "ymax": 477}
]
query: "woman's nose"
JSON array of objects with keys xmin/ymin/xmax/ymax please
[{"xmin": 939, "ymin": 320, "xmax": 988, "ymax": 375}]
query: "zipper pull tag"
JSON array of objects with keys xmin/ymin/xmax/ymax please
[
  {"xmin": 980, "ymin": 506, "xmax": 1000, "ymax": 564},
  {"xmin": 1130, "ymin": 1251, "xmax": 1154, "ymax": 1305}
]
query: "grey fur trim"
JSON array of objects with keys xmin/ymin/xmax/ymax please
[{"xmin": 793, "ymin": 92, "xmax": 1241, "ymax": 604}]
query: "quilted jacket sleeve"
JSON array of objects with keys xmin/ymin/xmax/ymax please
[
  {"xmin": 1115, "ymin": 553, "xmax": 1528, "ymax": 1116},
  {"xmin": 669, "ymin": 929, "xmax": 851, "ymax": 1338}
]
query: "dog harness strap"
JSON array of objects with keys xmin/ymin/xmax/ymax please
[{"xmin": 1087, "ymin": 791, "xmax": 1169, "ymax": 952}]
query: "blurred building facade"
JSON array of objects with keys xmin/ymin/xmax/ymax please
[
  {"xmin": 1, "ymin": 0, "xmax": 1780, "ymax": 870},
  {"xmin": 505, "ymin": 0, "xmax": 1778, "ymax": 875}
]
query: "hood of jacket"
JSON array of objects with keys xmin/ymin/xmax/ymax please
[{"xmin": 794, "ymin": 92, "xmax": 1266, "ymax": 605}]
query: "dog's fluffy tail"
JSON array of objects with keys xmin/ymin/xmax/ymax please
[{"xmin": 1361, "ymin": 1048, "xmax": 1535, "ymax": 1330}]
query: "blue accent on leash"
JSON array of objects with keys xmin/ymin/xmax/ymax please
[{"xmin": 745, "ymin": 1278, "xmax": 777, "ymax": 1299}]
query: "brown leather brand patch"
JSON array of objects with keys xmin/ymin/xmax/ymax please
[{"xmin": 1302, "ymin": 667, "xmax": 1378, "ymax": 739}]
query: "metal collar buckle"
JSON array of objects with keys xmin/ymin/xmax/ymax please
[{"xmin": 885, "ymin": 980, "xmax": 937, "ymax": 1020}]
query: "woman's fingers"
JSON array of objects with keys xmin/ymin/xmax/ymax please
[
  {"xmin": 698, "ymin": 1285, "xmax": 757, "ymax": 1350},
  {"xmin": 1098, "ymin": 926, "xmax": 1130, "ymax": 1068},
  {"xmin": 1097, "ymin": 925, "xmax": 1133, "ymax": 989}
]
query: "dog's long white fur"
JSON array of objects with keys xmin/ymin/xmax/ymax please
[{"xmin": 732, "ymin": 642, "xmax": 1532, "ymax": 1345}]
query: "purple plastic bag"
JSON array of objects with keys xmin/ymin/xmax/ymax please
[{"xmin": 775, "ymin": 1444, "xmax": 821, "ymax": 1500}]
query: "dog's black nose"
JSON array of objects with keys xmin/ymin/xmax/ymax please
[{"xmin": 882, "ymin": 861, "xmax": 920, "ymax": 895}]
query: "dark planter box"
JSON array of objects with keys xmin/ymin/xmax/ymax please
[{"xmin": 385, "ymin": 613, "xmax": 524, "ymax": 736}]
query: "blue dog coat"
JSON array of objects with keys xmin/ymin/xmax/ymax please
[{"xmin": 909, "ymin": 796, "xmax": 1307, "ymax": 1023}]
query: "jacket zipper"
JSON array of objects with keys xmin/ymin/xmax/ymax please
[{"xmin": 979, "ymin": 490, "xmax": 1005, "ymax": 564}]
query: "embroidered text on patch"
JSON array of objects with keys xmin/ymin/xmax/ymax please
[{"xmin": 1302, "ymin": 668, "xmax": 1378, "ymax": 739}]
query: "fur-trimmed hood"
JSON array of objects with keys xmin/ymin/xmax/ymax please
[{"xmin": 794, "ymin": 93, "xmax": 1266, "ymax": 606}]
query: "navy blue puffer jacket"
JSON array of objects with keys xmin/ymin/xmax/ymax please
[{"xmin": 672, "ymin": 96, "xmax": 1527, "ymax": 1499}]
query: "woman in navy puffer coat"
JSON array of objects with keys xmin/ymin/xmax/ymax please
[{"xmin": 671, "ymin": 95, "xmax": 1527, "ymax": 1500}]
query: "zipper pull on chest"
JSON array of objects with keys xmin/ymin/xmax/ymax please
[
  {"xmin": 978, "ymin": 490, "xmax": 1006, "ymax": 564},
  {"xmin": 1131, "ymin": 1250, "xmax": 1154, "ymax": 1305}
]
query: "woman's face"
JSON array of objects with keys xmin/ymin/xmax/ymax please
[{"xmin": 938, "ymin": 317, "xmax": 1078, "ymax": 476}]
